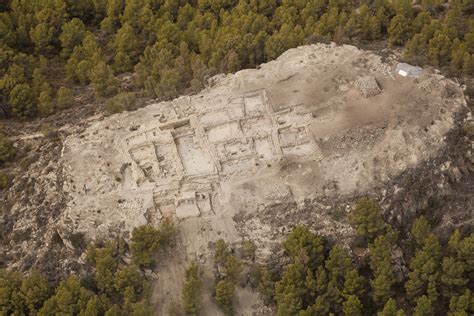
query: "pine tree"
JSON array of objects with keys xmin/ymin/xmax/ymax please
[
  {"xmin": 412, "ymin": 12, "xmax": 432, "ymax": 34},
  {"xmin": 448, "ymin": 289, "xmax": 472, "ymax": 315},
  {"xmin": 411, "ymin": 216, "xmax": 431, "ymax": 246},
  {"xmin": 283, "ymin": 225, "xmax": 324, "ymax": 269},
  {"xmin": 350, "ymin": 198, "xmax": 387, "ymax": 243},
  {"xmin": 428, "ymin": 33, "xmax": 453, "ymax": 66},
  {"xmin": 59, "ymin": 18, "xmax": 87, "ymax": 57},
  {"xmin": 463, "ymin": 53, "xmax": 474, "ymax": 75},
  {"xmin": 182, "ymin": 262, "xmax": 202, "ymax": 315},
  {"xmin": 343, "ymin": 269, "xmax": 364, "ymax": 297},
  {"xmin": 369, "ymin": 236, "xmax": 394, "ymax": 307},
  {"xmin": 0, "ymin": 269, "xmax": 25, "ymax": 315},
  {"xmin": 223, "ymin": 255, "xmax": 242, "ymax": 284},
  {"xmin": 81, "ymin": 295, "xmax": 109, "ymax": 315},
  {"xmin": 214, "ymin": 279, "xmax": 235, "ymax": 315},
  {"xmin": 275, "ymin": 263, "xmax": 306, "ymax": 315},
  {"xmin": 324, "ymin": 245, "xmax": 353, "ymax": 313},
  {"xmin": 9, "ymin": 83, "xmax": 36, "ymax": 118},
  {"xmin": 76, "ymin": 59, "xmax": 92, "ymax": 85},
  {"xmin": 130, "ymin": 300, "xmax": 153, "ymax": 316},
  {"xmin": 104, "ymin": 304, "xmax": 123, "ymax": 316},
  {"xmin": 114, "ymin": 264, "xmax": 146, "ymax": 298},
  {"xmin": 214, "ymin": 239, "xmax": 230, "ymax": 266},
  {"xmin": 32, "ymin": 68, "xmax": 47, "ymax": 99},
  {"xmin": 451, "ymin": 40, "xmax": 466, "ymax": 73},
  {"xmin": 413, "ymin": 295, "xmax": 433, "ymax": 316},
  {"xmin": 114, "ymin": 23, "xmax": 139, "ymax": 72},
  {"xmin": 130, "ymin": 225, "xmax": 161, "ymax": 268},
  {"xmin": 100, "ymin": 0, "xmax": 124, "ymax": 31},
  {"xmin": 39, "ymin": 276, "xmax": 90, "ymax": 315},
  {"xmin": 30, "ymin": 23, "xmax": 55, "ymax": 54},
  {"xmin": 440, "ymin": 257, "xmax": 467, "ymax": 298},
  {"xmin": 388, "ymin": 14, "xmax": 411, "ymax": 46},
  {"xmin": 405, "ymin": 232, "xmax": 441, "ymax": 300},
  {"xmin": 0, "ymin": 132, "xmax": 14, "ymax": 165},
  {"xmin": 56, "ymin": 86, "xmax": 74, "ymax": 109},
  {"xmin": 155, "ymin": 68, "xmax": 180, "ymax": 99},
  {"xmin": 325, "ymin": 244, "xmax": 352, "ymax": 282},
  {"xmin": 450, "ymin": 232, "xmax": 474, "ymax": 281},
  {"xmin": 257, "ymin": 268, "xmax": 276, "ymax": 305},
  {"xmin": 342, "ymin": 295, "xmax": 362, "ymax": 316},
  {"xmin": 378, "ymin": 298, "xmax": 405, "ymax": 316},
  {"xmin": 89, "ymin": 61, "xmax": 119, "ymax": 98},
  {"xmin": 91, "ymin": 246, "xmax": 118, "ymax": 296},
  {"xmin": 37, "ymin": 84, "xmax": 53, "ymax": 116},
  {"xmin": 302, "ymin": 296, "xmax": 330, "ymax": 316}
]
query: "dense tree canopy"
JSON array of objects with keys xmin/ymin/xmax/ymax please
[
  {"xmin": 0, "ymin": 0, "xmax": 471, "ymax": 120},
  {"xmin": 257, "ymin": 200, "xmax": 474, "ymax": 315}
]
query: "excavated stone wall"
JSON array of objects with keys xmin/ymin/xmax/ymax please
[{"xmin": 58, "ymin": 43, "xmax": 466, "ymax": 245}]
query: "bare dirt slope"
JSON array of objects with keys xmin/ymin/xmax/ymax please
[{"xmin": 0, "ymin": 43, "xmax": 471, "ymax": 314}]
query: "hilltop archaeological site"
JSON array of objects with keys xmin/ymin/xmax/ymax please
[{"xmin": 1, "ymin": 44, "xmax": 472, "ymax": 314}]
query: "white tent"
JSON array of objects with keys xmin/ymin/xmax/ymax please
[{"xmin": 396, "ymin": 63, "xmax": 422, "ymax": 78}]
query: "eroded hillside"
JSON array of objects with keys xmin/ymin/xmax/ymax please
[{"xmin": 1, "ymin": 44, "xmax": 472, "ymax": 314}]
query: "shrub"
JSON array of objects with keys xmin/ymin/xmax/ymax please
[
  {"xmin": 0, "ymin": 172, "xmax": 8, "ymax": 190},
  {"xmin": 0, "ymin": 133, "xmax": 15, "ymax": 165},
  {"xmin": 462, "ymin": 122, "xmax": 474, "ymax": 137},
  {"xmin": 56, "ymin": 87, "xmax": 74, "ymax": 109},
  {"xmin": 37, "ymin": 88, "xmax": 53, "ymax": 116},
  {"xmin": 40, "ymin": 123, "xmax": 59, "ymax": 141},
  {"xmin": 241, "ymin": 239, "xmax": 256, "ymax": 261},
  {"xmin": 105, "ymin": 92, "xmax": 137, "ymax": 114},
  {"xmin": 9, "ymin": 83, "xmax": 36, "ymax": 118}
]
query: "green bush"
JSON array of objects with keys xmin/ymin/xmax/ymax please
[
  {"xmin": 56, "ymin": 86, "xmax": 74, "ymax": 109},
  {"xmin": 105, "ymin": 92, "xmax": 137, "ymax": 114},
  {"xmin": 9, "ymin": 83, "xmax": 36, "ymax": 118},
  {"xmin": 241, "ymin": 239, "xmax": 256, "ymax": 261},
  {"xmin": 0, "ymin": 172, "xmax": 8, "ymax": 190},
  {"xmin": 0, "ymin": 133, "xmax": 15, "ymax": 165},
  {"xmin": 40, "ymin": 123, "xmax": 59, "ymax": 141}
]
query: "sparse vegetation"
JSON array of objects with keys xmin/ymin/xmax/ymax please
[
  {"xmin": 241, "ymin": 239, "xmax": 256, "ymax": 261},
  {"xmin": 40, "ymin": 123, "xmax": 59, "ymax": 141},
  {"xmin": 0, "ymin": 172, "xmax": 8, "ymax": 189}
]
